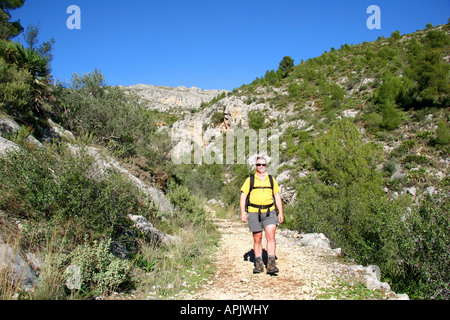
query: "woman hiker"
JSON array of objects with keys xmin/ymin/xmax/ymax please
[{"xmin": 240, "ymin": 156, "xmax": 284, "ymax": 274}]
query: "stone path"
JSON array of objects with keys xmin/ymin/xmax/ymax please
[{"xmin": 186, "ymin": 217, "xmax": 401, "ymax": 300}]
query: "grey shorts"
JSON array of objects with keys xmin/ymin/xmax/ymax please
[{"xmin": 247, "ymin": 210, "xmax": 278, "ymax": 232}]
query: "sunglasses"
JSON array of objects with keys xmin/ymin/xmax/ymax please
[{"xmin": 256, "ymin": 164, "xmax": 267, "ymax": 167}]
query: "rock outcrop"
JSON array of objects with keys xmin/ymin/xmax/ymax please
[
  {"xmin": 128, "ymin": 214, "xmax": 178, "ymax": 247},
  {"xmin": 169, "ymin": 93, "xmax": 283, "ymax": 170},
  {"xmin": 66, "ymin": 143, "xmax": 174, "ymax": 216},
  {"xmin": 0, "ymin": 232, "xmax": 37, "ymax": 291},
  {"xmin": 120, "ymin": 84, "xmax": 229, "ymax": 112}
]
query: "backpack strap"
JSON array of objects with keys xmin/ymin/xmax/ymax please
[
  {"xmin": 245, "ymin": 174, "xmax": 255, "ymax": 213},
  {"xmin": 268, "ymin": 175, "xmax": 274, "ymax": 197},
  {"xmin": 269, "ymin": 175, "xmax": 279, "ymax": 215}
]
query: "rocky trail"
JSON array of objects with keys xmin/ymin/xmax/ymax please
[{"xmin": 184, "ymin": 213, "xmax": 408, "ymax": 301}]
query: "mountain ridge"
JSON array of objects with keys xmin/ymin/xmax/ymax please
[{"xmin": 120, "ymin": 83, "xmax": 229, "ymax": 112}]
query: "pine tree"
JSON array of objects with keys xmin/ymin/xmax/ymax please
[
  {"xmin": 0, "ymin": 0, "xmax": 25, "ymax": 40},
  {"xmin": 277, "ymin": 56, "xmax": 294, "ymax": 78}
]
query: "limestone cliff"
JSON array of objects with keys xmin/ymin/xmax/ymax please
[{"xmin": 120, "ymin": 84, "xmax": 229, "ymax": 112}]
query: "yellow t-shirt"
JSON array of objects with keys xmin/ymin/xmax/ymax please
[{"xmin": 240, "ymin": 173, "xmax": 280, "ymax": 213}]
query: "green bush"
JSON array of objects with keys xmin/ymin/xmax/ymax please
[
  {"xmin": 289, "ymin": 117, "xmax": 450, "ymax": 299},
  {"xmin": 306, "ymin": 119, "xmax": 384, "ymax": 188},
  {"xmin": 390, "ymin": 30, "xmax": 402, "ymax": 42},
  {"xmin": 402, "ymin": 154, "xmax": 428, "ymax": 166},
  {"xmin": 364, "ymin": 111, "xmax": 383, "ymax": 132},
  {"xmin": 0, "ymin": 56, "xmax": 32, "ymax": 115},
  {"xmin": 384, "ymin": 191, "xmax": 450, "ymax": 299},
  {"xmin": 277, "ymin": 56, "xmax": 294, "ymax": 78},
  {"xmin": 171, "ymin": 164, "xmax": 225, "ymax": 201},
  {"xmin": 221, "ymin": 164, "xmax": 251, "ymax": 207},
  {"xmin": 264, "ymin": 69, "xmax": 280, "ymax": 85},
  {"xmin": 405, "ymin": 40, "xmax": 449, "ymax": 106},
  {"xmin": 247, "ymin": 110, "xmax": 265, "ymax": 130},
  {"xmin": 167, "ymin": 182, "xmax": 207, "ymax": 227},
  {"xmin": 374, "ymin": 72, "xmax": 405, "ymax": 104},
  {"xmin": 381, "ymin": 100, "xmax": 403, "ymax": 130},
  {"xmin": 292, "ymin": 177, "xmax": 398, "ymax": 264},
  {"xmin": 62, "ymin": 238, "xmax": 132, "ymax": 297},
  {"xmin": 211, "ymin": 111, "xmax": 225, "ymax": 126},
  {"xmin": 53, "ymin": 70, "xmax": 158, "ymax": 158},
  {"xmin": 288, "ymin": 82, "xmax": 300, "ymax": 97},
  {"xmin": 290, "ymin": 120, "xmax": 386, "ymax": 259},
  {"xmin": 0, "ymin": 143, "xmax": 157, "ymax": 245},
  {"xmin": 435, "ymin": 120, "xmax": 450, "ymax": 146}
]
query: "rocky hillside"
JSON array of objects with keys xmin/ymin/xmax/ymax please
[
  {"xmin": 124, "ymin": 23, "xmax": 449, "ymax": 300},
  {"xmin": 120, "ymin": 84, "xmax": 229, "ymax": 112},
  {"xmin": 135, "ymin": 24, "xmax": 449, "ymax": 206},
  {"xmin": 1, "ymin": 22, "xmax": 447, "ymax": 301}
]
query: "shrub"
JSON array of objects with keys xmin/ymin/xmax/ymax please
[
  {"xmin": 384, "ymin": 191, "xmax": 450, "ymax": 299},
  {"xmin": 221, "ymin": 164, "xmax": 251, "ymax": 207},
  {"xmin": 211, "ymin": 111, "xmax": 225, "ymax": 126},
  {"xmin": 53, "ymin": 70, "xmax": 158, "ymax": 158},
  {"xmin": 167, "ymin": 182, "xmax": 207, "ymax": 227},
  {"xmin": 291, "ymin": 120, "xmax": 387, "ymax": 261},
  {"xmin": 247, "ymin": 110, "xmax": 265, "ymax": 130},
  {"xmin": 435, "ymin": 120, "xmax": 450, "ymax": 146},
  {"xmin": 264, "ymin": 69, "xmax": 280, "ymax": 85},
  {"xmin": 422, "ymin": 29, "xmax": 450, "ymax": 49},
  {"xmin": 381, "ymin": 100, "xmax": 403, "ymax": 130},
  {"xmin": 306, "ymin": 119, "xmax": 384, "ymax": 188},
  {"xmin": 62, "ymin": 238, "xmax": 132, "ymax": 297},
  {"xmin": 364, "ymin": 111, "xmax": 383, "ymax": 132},
  {"xmin": 383, "ymin": 160, "xmax": 397, "ymax": 175},
  {"xmin": 290, "ymin": 118, "xmax": 450, "ymax": 299},
  {"xmin": 374, "ymin": 72, "xmax": 405, "ymax": 105},
  {"xmin": 0, "ymin": 143, "xmax": 156, "ymax": 245},
  {"xmin": 405, "ymin": 45, "xmax": 449, "ymax": 106},
  {"xmin": 402, "ymin": 154, "xmax": 428, "ymax": 166},
  {"xmin": 0, "ymin": 56, "xmax": 32, "ymax": 115},
  {"xmin": 292, "ymin": 177, "xmax": 396, "ymax": 264},
  {"xmin": 288, "ymin": 82, "xmax": 300, "ymax": 97},
  {"xmin": 390, "ymin": 30, "xmax": 402, "ymax": 42}
]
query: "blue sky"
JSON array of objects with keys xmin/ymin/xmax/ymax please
[{"xmin": 10, "ymin": 0, "xmax": 450, "ymax": 90}]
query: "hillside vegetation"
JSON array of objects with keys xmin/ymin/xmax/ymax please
[
  {"xmin": 0, "ymin": 34, "xmax": 218, "ymax": 299},
  {"xmin": 0, "ymin": 15, "xmax": 449, "ymax": 301},
  {"xmin": 247, "ymin": 24, "xmax": 449, "ymax": 300},
  {"xmin": 166, "ymin": 23, "xmax": 450, "ymax": 300}
]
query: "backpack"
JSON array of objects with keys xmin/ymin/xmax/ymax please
[{"xmin": 245, "ymin": 174, "xmax": 278, "ymax": 220}]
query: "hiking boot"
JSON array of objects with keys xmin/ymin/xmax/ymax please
[
  {"xmin": 253, "ymin": 257, "xmax": 264, "ymax": 274},
  {"xmin": 266, "ymin": 257, "xmax": 279, "ymax": 274}
]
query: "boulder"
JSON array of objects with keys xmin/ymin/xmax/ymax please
[
  {"xmin": 0, "ymin": 116, "xmax": 42, "ymax": 148},
  {"xmin": 0, "ymin": 116, "xmax": 21, "ymax": 135},
  {"xmin": 0, "ymin": 238, "xmax": 37, "ymax": 291},
  {"xmin": 297, "ymin": 233, "xmax": 331, "ymax": 249},
  {"xmin": 0, "ymin": 136, "xmax": 19, "ymax": 154},
  {"xmin": 128, "ymin": 214, "xmax": 178, "ymax": 247},
  {"xmin": 363, "ymin": 265, "xmax": 391, "ymax": 291}
]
